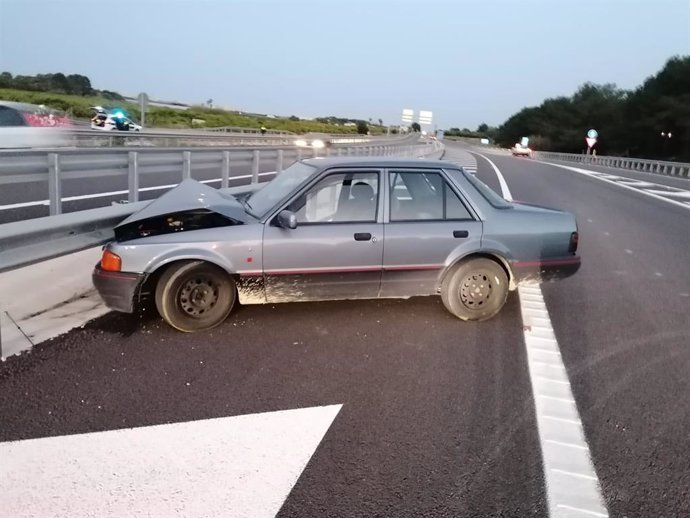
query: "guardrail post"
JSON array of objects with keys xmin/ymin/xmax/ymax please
[
  {"xmin": 297, "ymin": 147, "xmax": 303, "ymax": 160},
  {"xmin": 277, "ymin": 149, "xmax": 284, "ymax": 174},
  {"xmin": 182, "ymin": 151, "xmax": 192, "ymax": 180},
  {"xmin": 128, "ymin": 152, "xmax": 139, "ymax": 203},
  {"xmin": 252, "ymin": 150, "xmax": 260, "ymax": 183},
  {"xmin": 222, "ymin": 151, "xmax": 231, "ymax": 188},
  {"xmin": 312, "ymin": 146, "xmax": 319, "ymax": 158},
  {"xmin": 48, "ymin": 153, "xmax": 62, "ymax": 216}
]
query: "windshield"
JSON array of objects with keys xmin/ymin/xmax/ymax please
[
  {"xmin": 448, "ymin": 168, "xmax": 513, "ymax": 209},
  {"xmin": 245, "ymin": 161, "xmax": 316, "ymax": 217}
]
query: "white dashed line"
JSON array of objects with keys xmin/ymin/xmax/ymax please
[
  {"xmin": 472, "ymin": 152, "xmax": 609, "ymax": 518},
  {"xmin": 557, "ymin": 505, "xmax": 609, "ymax": 517}
]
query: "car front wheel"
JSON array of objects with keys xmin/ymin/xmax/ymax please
[
  {"xmin": 441, "ymin": 258, "xmax": 509, "ymax": 321},
  {"xmin": 155, "ymin": 261, "xmax": 236, "ymax": 332}
]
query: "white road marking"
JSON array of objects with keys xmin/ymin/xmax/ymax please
[
  {"xmin": 552, "ymin": 468, "xmax": 599, "ymax": 480},
  {"xmin": 624, "ymin": 249, "xmax": 633, "ymax": 255},
  {"xmin": 538, "ymin": 395, "xmax": 576, "ymax": 404},
  {"xmin": 472, "ymin": 152, "xmax": 609, "ymax": 518},
  {"xmin": 0, "ymin": 171, "xmax": 277, "ymax": 211},
  {"xmin": 546, "ymin": 440, "xmax": 589, "ymax": 451},
  {"xmin": 0, "ymin": 404, "xmax": 342, "ymax": 518},
  {"xmin": 542, "ymin": 415, "xmax": 582, "ymax": 426},
  {"xmin": 540, "ymin": 161, "xmax": 690, "ymax": 211},
  {"xmin": 556, "ymin": 504, "xmax": 609, "ymax": 517}
]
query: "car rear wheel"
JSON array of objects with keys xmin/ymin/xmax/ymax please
[
  {"xmin": 441, "ymin": 258, "xmax": 509, "ymax": 321},
  {"xmin": 155, "ymin": 261, "xmax": 236, "ymax": 332}
]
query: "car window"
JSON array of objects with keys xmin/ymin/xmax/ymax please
[
  {"xmin": 289, "ymin": 171, "xmax": 379, "ymax": 223},
  {"xmin": 389, "ymin": 171, "xmax": 472, "ymax": 221},
  {"xmin": 447, "ymin": 168, "xmax": 513, "ymax": 209},
  {"xmin": 0, "ymin": 106, "xmax": 27, "ymax": 126},
  {"xmin": 245, "ymin": 161, "xmax": 316, "ymax": 217}
]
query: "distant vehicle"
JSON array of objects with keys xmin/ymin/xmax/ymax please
[
  {"xmin": 93, "ymin": 158, "xmax": 580, "ymax": 332},
  {"xmin": 511, "ymin": 143, "xmax": 533, "ymax": 157},
  {"xmin": 294, "ymin": 133, "xmax": 370, "ymax": 148},
  {"xmin": 91, "ymin": 106, "xmax": 142, "ymax": 132},
  {"xmin": 0, "ymin": 101, "xmax": 73, "ymax": 149}
]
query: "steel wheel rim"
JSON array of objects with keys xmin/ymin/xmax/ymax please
[
  {"xmin": 459, "ymin": 271, "xmax": 493, "ymax": 310},
  {"xmin": 179, "ymin": 276, "xmax": 219, "ymax": 317}
]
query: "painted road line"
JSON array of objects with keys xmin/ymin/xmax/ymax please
[
  {"xmin": 473, "ymin": 152, "xmax": 609, "ymax": 518},
  {"xmin": 0, "ymin": 404, "xmax": 342, "ymax": 518},
  {"xmin": 541, "ymin": 162, "xmax": 690, "ymax": 212},
  {"xmin": 0, "ymin": 171, "xmax": 278, "ymax": 212}
]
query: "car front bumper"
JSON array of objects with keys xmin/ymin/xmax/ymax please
[
  {"xmin": 512, "ymin": 256, "xmax": 581, "ymax": 284},
  {"xmin": 92, "ymin": 264, "xmax": 146, "ymax": 313}
]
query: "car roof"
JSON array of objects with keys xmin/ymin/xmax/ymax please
[
  {"xmin": 0, "ymin": 100, "xmax": 39, "ymax": 111},
  {"xmin": 300, "ymin": 157, "xmax": 463, "ymax": 170}
]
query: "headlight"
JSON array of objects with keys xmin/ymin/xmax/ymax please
[
  {"xmin": 295, "ymin": 139, "xmax": 307, "ymax": 147},
  {"xmin": 311, "ymin": 139, "xmax": 325, "ymax": 149}
]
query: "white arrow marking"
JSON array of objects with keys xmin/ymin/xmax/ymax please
[{"xmin": 0, "ymin": 404, "xmax": 342, "ymax": 518}]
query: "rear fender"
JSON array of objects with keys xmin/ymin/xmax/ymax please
[{"xmin": 441, "ymin": 243, "xmax": 515, "ymax": 290}]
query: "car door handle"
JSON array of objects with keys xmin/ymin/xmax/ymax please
[
  {"xmin": 354, "ymin": 232, "xmax": 372, "ymax": 241},
  {"xmin": 453, "ymin": 230, "xmax": 469, "ymax": 238}
]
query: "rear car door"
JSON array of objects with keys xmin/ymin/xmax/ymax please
[{"xmin": 381, "ymin": 168, "xmax": 483, "ymax": 297}]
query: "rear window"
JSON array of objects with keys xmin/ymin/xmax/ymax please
[
  {"xmin": 447, "ymin": 168, "xmax": 513, "ymax": 209},
  {"xmin": 0, "ymin": 106, "xmax": 27, "ymax": 127}
]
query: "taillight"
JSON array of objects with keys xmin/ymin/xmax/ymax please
[
  {"xmin": 569, "ymin": 232, "xmax": 579, "ymax": 253},
  {"xmin": 101, "ymin": 250, "xmax": 122, "ymax": 272}
]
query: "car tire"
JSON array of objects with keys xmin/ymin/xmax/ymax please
[
  {"xmin": 441, "ymin": 258, "xmax": 509, "ymax": 321},
  {"xmin": 155, "ymin": 261, "xmax": 236, "ymax": 332}
]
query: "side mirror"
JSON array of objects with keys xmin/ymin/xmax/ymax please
[{"xmin": 276, "ymin": 210, "xmax": 297, "ymax": 229}]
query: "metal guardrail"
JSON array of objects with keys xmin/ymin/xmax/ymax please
[
  {"xmin": 0, "ymin": 135, "xmax": 424, "ymax": 217},
  {"xmin": 30, "ymin": 129, "xmax": 403, "ymax": 149},
  {"xmin": 534, "ymin": 151, "xmax": 690, "ymax": 178},
  {"xmin": 69, "ymin": 129, "xmax": 296, "ymax": 148},
  {"xmin": 0, "ymin": 138, "xmax": 443, "ymax": 273}
]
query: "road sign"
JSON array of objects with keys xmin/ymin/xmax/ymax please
[
  {"xmin": 586, "ymin": 137, "xmax": 597, "ymax": 148},
  {"xmin": 520, "ymin": 137, "xmax": 529, "ymax": 148},
  {"xmin": 419, "ymin": 110, "xmax": 433, "ymax": 125},
  {"xmin": 137, "ymin": 92, "xmax": 149, "ymax": 128},
  {"xmin": 401, "ymin": 109, "xmax": 414, "ymax": 124},
  {"xmin": 587, "ymin": 129, "xmax": 598, "ymax": 139}
]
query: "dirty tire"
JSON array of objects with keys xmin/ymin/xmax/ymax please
[
  {"xmin": 441, "ymin": 258, "xmax": 509, "ymax": 321},
  {"xmin": 155, "ymin": 261, "xmax": 236, "ymax": 332}
]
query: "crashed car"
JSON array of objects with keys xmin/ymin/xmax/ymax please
[{"xmin": 93, "ymin": 158, "xmax": 580, "ymax": 332}]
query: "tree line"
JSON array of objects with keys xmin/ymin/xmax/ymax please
[
  {"xmin": 492, "ymin": 56, "xmax": 690, "ymax": 161},
  {"xmin": 0, "ymin": 72, "xmax": 125, "ymax": 100}
]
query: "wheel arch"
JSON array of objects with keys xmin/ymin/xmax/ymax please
[
  {"xmin": 138, "ymin": 254, "xmax": 240, "ymax": 305},
  {"xmin": 439, "ymin": 251, "xmax": 515, "ymax": 291}
]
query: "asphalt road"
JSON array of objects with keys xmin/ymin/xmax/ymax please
[
  {"xmin": 1, "ymin": 142, "xmax": 689, "ymax": 517},
  {"xmin": 467, "ymin": 144, "xmax": 690, "ymax": 518}
]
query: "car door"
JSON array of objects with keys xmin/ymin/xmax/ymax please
[
  {"xmin": 381, "ymin": 168, "xmax": 483, "ymax": 298},
  {"xmin": 262, "ymin": 169, "xmax": 384, "ymax": 303}
]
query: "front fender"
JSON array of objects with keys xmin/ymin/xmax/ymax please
[{"xmin": 143, "ymin": 247, "xmax": 237, "ymax": 275}]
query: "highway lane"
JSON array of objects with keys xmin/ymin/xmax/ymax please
[
  {"xmin": 0, "ymin": 295, "xmax": 547, "ymax": 516},
  {"xmin": 462, "ymin": 144, "xmax": 690, "ymax": 518},
  {"xmin": 2, "ymin": 144, "xmax": 689, "ymax": 516},
  {"xmin": 537, "ymin": 157, "xmax": 690, "ymax": 192}
]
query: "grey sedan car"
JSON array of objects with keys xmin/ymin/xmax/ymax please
[{"xmin": 93, "ymin": 158, "xmax": 580, "ymax": 332}]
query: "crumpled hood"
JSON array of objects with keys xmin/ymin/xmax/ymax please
[{"xmin": 116, "ymin": 179, "xmax": 248, "ymax": 228}]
